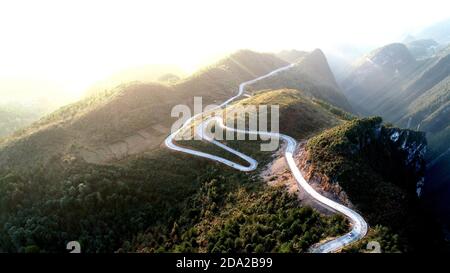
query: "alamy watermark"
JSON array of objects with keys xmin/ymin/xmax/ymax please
[{"xmin": 170, "ymin": 97, "xmax": 280, "ymax": 151}]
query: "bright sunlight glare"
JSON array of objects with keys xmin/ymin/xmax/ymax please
[{"xmin": 0, "ymin": 0, "xmax": 449, "ymax": 102}]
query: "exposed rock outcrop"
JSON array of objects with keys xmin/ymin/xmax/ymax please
[{"xmin": 301, "ymin": 117, "xmax": 427, "ymax": 233}]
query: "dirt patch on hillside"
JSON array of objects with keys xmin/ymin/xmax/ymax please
[
  {"xmin": 260, "ymin": 141, "xmax": 353, "ymax": 215},
  {"xmin": 80, "ymin": 124, "xmax": 169, "ymax": 164}
]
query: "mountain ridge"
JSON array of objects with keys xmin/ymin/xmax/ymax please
[
  {"xmin": 0, "ymin": 50, "xmax": 288, "ymax": 171},
  {"xmin": 248, "ymin": 49, "xmax": 352, "ymax": 112}
]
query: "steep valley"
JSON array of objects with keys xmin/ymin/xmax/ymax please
[
  {"xmin": 340, "ymin": 42, "xmax": 450, "ymax": 242},
  {"xmin": 0, "ymin": 46, "xmax": 447, "ymax": 253}
]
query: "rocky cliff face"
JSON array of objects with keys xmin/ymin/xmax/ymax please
[
  {"xmin": 382, "ymin": 126, "xmax": 427, "ymax": 196},
  {"xmin": 302, "ymin": 117, "xmax": 427, "ymax": 229},
  {"xmin": 299, "ymin": 117, "xmax": 434, "ymax": 251},
  {"xmin": 298, "ymin": 118, "xmax": 427, "ymax": 210}
]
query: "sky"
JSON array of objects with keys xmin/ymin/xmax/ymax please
[{"xmin": 0, "ymin": 0, "xmax": 449, "ymax": 102}]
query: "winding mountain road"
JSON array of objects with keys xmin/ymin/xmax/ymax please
[{"xmin": 164, "ymin": 64, "xmax": 368, "ymax": 253}]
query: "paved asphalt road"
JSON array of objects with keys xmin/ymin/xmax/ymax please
[{"xmin": 165, "ymin": 64, "xmax": 368, "ymax": 253}]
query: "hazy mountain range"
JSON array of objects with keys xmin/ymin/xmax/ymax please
[
  {"xmin": 0, "ymin": 18, "xmax": 449, "ymax": 253},
  {"xmin": 339, "ymin": 38, "xmax": 450, "ymax": 240}
]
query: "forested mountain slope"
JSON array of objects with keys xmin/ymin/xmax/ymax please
[{"xmin": 0, "ymin": 50, "xmax": 288, "ymax": 172}]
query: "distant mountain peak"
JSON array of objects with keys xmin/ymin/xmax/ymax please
[
  {"xmin": 302, "ymin": 48, "xmax": 327, "ymax": 63},
  {"xmin": 276, "ymin": 49, "xmax": 308, "ymax": 63},
  {"xmin": 407, "ymin": 38, "xmax": 438, "ymax": 47},
  {"xmin": 403, "ymin": 34, "xmax": 417, "ymax": 43},
  {"xmin": 415, "ymin": 17, "xmax": 450, "ymax": 44},
  {"xmin": 310, "ymin": 48, "xmax": 326, "ymax": 57},
  {"xmin": 213, "ymin": 49, "xmax": 286, "ymax": 70},
  {"xmin": 366, "ymin": 43, "xmax": 416, "ymax": 72},
  {"xmin": 406, "ymin": 39, "xmax": 439, "ymax": 59},
  {"xmin": 247, "ymin": 48, "xmax": 352, "ymax": 111},
  {"xmin": 297, "ymin": 49, "xmax": 340, "ymax": 88},
  {"xmin": 227, "ymin": 49, "xmax": 268, "ymax": 61}
]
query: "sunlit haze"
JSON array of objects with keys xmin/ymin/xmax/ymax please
[{"xmin": 1, "ymin": 0, "xmax": 449, "ymax": 102}]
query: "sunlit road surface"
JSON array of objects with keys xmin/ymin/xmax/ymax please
[{"xmin": 165, "ymin": 64, "xmax": 368, "ymax": 253}]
